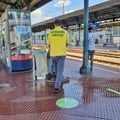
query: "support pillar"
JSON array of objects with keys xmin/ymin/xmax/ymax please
[
  {"xmin": 79, "ymin": 0, "xmax": 90, "ymax": 74},
  {"xmin": 45, "ymin": 30, "xmax": 47, "ymax": 45},
  {"xmin": 78, "ymin": 23, "xmax": 81, "ymax": 46},
  {"xmin": 68, "ymin": 28, "xmax": 73, "ymax": 46}
]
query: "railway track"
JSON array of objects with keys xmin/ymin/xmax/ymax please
[
  {"xmin": 67, "ymin": 47, "xmax": 120, "ymax": 58},
  {"xmin": 32, "ymin": 44, "xmax": 120, "ymax": 68},
  {"xmin": 67, "ymin": 47, "xmax": 120, "ymax": 68}
]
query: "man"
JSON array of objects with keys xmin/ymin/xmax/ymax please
[
  {"xmin": 88, "ymin": 26, "xmax": 99, "ymax": 71},
  {"xmin": 47, "ymin": 19, "xmax": 69, "ymax": 94}
]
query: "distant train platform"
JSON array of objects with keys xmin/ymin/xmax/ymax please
[
  {"xmin": 71, "ymin": 44, "xmax": 120, "ymax": 50},
  {"xmin": 0, "ymin": 58, "xmax": 120, "ymax": 120}
]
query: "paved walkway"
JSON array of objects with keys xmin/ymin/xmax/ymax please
[{"xmin": 0, "ymin": 59, "xmax": 120, "ymax": 120}]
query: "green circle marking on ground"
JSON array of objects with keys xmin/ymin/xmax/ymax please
[{"xmin": 56, "ymin": 98, "xmax": 79, "ymax": 109}]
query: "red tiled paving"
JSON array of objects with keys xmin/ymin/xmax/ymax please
[{"xmin": 0, "ymin": 59, "xmax": 120, "ymax": 120}]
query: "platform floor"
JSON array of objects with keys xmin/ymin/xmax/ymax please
[{"xmin": 0, "ymin": 58, "xmax": 120, "ymax": 120}]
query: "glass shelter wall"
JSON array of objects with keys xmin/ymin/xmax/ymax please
[{"xmin": 0, "ymin": 9, "xmax": 33, "ymax": 72}]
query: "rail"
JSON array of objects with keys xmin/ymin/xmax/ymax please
[{"xmin": 32, "ymin": 44, "xmax": 120, "ymax": 68}]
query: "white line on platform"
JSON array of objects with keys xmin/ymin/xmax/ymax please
[
  {"xmin": 67, "ymin": 59, "xmax": 120, "ymax": 75},
  {"xmin": 95, "ymin": 67, "xmax": 120, "ymax": 74}
]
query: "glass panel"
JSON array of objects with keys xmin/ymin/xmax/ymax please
[{"xmin": 8, "ymin": 9, "xmax": 32, "ymax": 56}]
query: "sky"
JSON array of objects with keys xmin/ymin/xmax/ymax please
[{"xmin": 31, "ymin": 0, "xmax": 109, "ymax": 25}]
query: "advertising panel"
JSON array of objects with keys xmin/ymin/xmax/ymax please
[
  {"xmin": 8, "ymin": 9, "xmax": 32, "ymax": 55},
  {"xmin": 8, "ymin": 9, "xmax": 32, "ymax": 71}
]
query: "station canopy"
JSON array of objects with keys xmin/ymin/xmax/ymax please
[
  {"xmin": 0, "ymin": 0, "xmax": 52, "ymax": 17},
  {"xmin": 32, "ymin": 0, "xmax": 120, "ymax": 32}
]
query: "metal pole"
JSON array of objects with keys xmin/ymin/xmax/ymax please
[
  {"xmin": 79, "ymin": 0, "xmax": 90, "ymax": 74},
  {"xmin": 45, "ymin": 30, "xmax": 47, "ymax": 45},
  {"xmin": 78, "ymin": 23, "xmax": 81, "ymax": 46},
  {"xmin": 63, "ymin": 2, "xmax": 64, "ymax": 15}
]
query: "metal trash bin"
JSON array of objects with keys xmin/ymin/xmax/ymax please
[{"xmin": 33, "ymin": 49, "xmax": 48, "ymax": 80}]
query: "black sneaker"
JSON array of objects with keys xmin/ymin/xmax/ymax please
[{"xmin": 54, "ymin": 88, "xmax": 61, "ymax": 94}]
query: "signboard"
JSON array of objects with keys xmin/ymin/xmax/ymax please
[{"xmin": 90, "ymin": 23, "xmax": 100, "ymax": 29}]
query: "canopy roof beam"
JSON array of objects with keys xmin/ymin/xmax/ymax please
[{"xmin": 0, "ymin": 0, "xmax": 14, "ymax": 6}]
